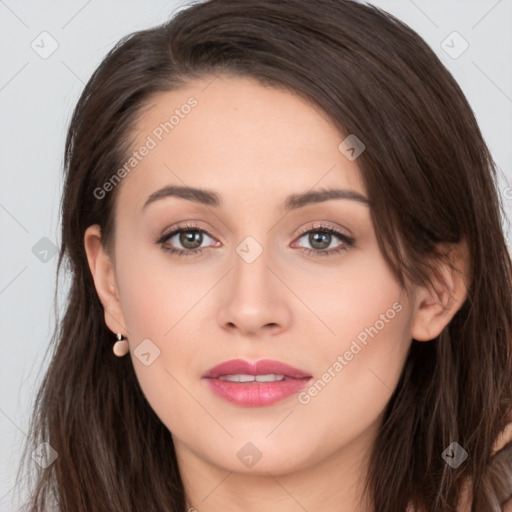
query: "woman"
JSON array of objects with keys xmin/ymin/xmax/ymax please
[{"xmin": 17, "ymin": 0, "xmax": 512, "ymax": 510}]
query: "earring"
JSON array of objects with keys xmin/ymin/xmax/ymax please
[{"xmin": 113, "ymin": 333, "xmax": 129, "ymax": 357}]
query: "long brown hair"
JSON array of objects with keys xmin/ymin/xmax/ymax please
[{"xmin": 16, "ymin": 1, "xmax": 512, "ymax": 510}]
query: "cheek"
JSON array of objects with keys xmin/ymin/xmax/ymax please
[
  {"xmin": 113, "ymin": 244, "xmax": 212, "ymax": 406},
  {"xmin": 295, "ymin": 242, "xmax": 407, "ymax": 350},
  {"xmin": 114, "ymin": 247, "xmax": 207, "ymax": 432},
  {"xmin": 114, "ymin": 239, "xmax": 204, "ymax": 340},
  {"xmin": 293, "ymin": 247, "xmax": 411, "ymax": 427},
  {"xmin": 291, "ymin": 298, "xmax": 410, "ymax": 463}
]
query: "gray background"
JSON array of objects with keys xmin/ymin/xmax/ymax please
[{"xmin": 1, "ymin": 1, "xmax": 511, "ymax": 509}]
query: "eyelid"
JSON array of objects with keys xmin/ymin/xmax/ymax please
[
  {"xmin": 157, "ymin": 221, "xmax": 218, "ymax": 243},
  {"xmin": 295, "ymin": 221, "xmax": 352, "ymax": 238}
]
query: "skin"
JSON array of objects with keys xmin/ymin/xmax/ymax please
[{"xmin": 84, "ymin": 75, "xmax": 469, "ymax": 512}]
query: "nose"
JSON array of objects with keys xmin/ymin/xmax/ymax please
[{"xmin": 216, "ymin": 239, "xmax": 292, "ymax": 338}]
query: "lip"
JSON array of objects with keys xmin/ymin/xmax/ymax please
[{"xmin": 202, "ymin": 358, "xmax": 312, "ymax": 407}]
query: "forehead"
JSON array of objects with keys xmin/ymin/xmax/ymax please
[{"xmin": 116, "ymin": 75, "xmax": 366, "ymax": 213}]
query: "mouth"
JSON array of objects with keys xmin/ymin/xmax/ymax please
[{"xmin": 202, "ymin": 358, "xmax": 312, "ymax": 407}]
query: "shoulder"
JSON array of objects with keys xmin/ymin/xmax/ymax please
[{"xmin": 407, "ymin": 422, "xmax": 512, "ymax": 512}]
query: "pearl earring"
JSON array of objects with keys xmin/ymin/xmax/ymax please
[{"xmin": 113, "ymin": 333, "xmax": 129, "ymax": 357}]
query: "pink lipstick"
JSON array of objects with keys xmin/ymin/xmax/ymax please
[{"xmin": 202, "ymin": 358, "xmax": 312, "ymax": 407}]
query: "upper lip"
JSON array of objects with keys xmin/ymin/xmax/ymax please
[{"xmin": 203, "ymin": 358, "xmax": 312, "ymax": 379}]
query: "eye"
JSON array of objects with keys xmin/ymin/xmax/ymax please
[
  {"xmin": 291, "ymin": 223, "xmax": 355, "ymax": 257},
  {"xmin": 157, "ymin": 222, "xmax": 219, "ymax": 258}
]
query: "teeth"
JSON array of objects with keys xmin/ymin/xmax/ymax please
[
  {"xmin": 218, "ymin": 374, "xmax": 285, "ymax": 382},
  {"xmin": 255, "ymin": 374, "xmax": 285, "ymax": 382}
]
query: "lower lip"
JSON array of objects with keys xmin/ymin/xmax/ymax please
[{"xmin": 203, "ymin": 377, "xmax": 311, "ymax": 407}]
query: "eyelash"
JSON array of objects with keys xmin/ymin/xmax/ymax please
[{"xmin": 156, "ymin": 222, "xmax": 355, "ymax": 258}]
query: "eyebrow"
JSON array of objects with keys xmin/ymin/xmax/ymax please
[{"xmin": 142, "ymin": 185, "xmax": 370, "ymax": 212}]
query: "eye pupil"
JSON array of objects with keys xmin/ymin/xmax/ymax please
[
  {"xmin": 310, "ymin": 232, "xmax": 330, "ymax": 249},
  {"xmin": 180, "ymin": 230, "xmax": 202, "ymax": 249}
]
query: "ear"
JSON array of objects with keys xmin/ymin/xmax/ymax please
[
  {"xmin": 410, "ymin": 239, "xmax": 471, "ymax": 342},
  {"xmin": 83, "ymin": 224, "xmax": 128, "ymax": 336}
]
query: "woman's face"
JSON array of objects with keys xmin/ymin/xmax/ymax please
[{"xmin": 86, "ymin": 75, "xmax": 417, "ymax": 477}]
